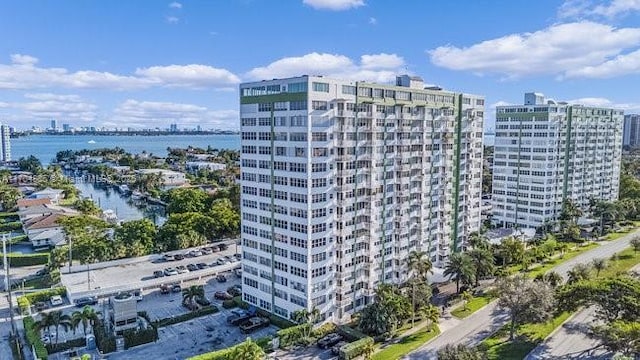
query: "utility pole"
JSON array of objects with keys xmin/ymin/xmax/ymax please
[{"xmin": 2, "ymin": 233, "xmax": 18, "ymax": 336}]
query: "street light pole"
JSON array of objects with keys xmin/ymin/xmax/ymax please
[{"xmin": 2, "ymin": 233, "xmax": 18, "ymax": 336}]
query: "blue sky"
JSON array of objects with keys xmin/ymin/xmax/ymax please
[{"xmin": 1, "ymin": 0, "xmax": 640, "ymax": 130}]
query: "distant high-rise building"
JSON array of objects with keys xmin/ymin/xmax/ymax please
[
  {"xmin": 170, "ymin": 124, "xmax": 178, "ymax": 132},
  {"xmin": 62, "ymin": 124, "xmax": 71, "ymax": 132},
  {"xmin": 50, "ymin": 119, "xmax": 57, "ymax": 131},
  {"xmin": 240, "ymin": 75, "xmax": 484, "ymax": 323},
  {"xmin": 196, "ymin": 125, "xmax": 202, "ymax": 132},
  {"xmin": 492, "ymin": 92, "xmax": 623, "ymax": 229},
  {"xmin": 623, "ymin": 114, "xmax": 640, "ymax": 148},
  {"xmin": 0, "ymin": 124, "xmax": 11, "ymax": 162}
]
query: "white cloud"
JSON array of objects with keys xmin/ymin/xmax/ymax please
[
  {"xmin": 246, "ymin": 52, "xmax": 406, "ymax": 83},
  {"xmin": 0, "ymin": 54, "xmax": 239, "ymax": 90},
  {"xmin": 111, "ymin": 100, "xmax": 238, "ymax": 129},
  {"xmin": 559, "ymin": 0, "xmax": 640, "ymax": 18},
  {"xmin": 567, "ymin": 96, "xmax": 640, "ymax": 112},
  {"xmin": 368, "ymin": 17, "xmax": 377, "ymax": 25},
  {"xmin": 564, "ymin": 48, "xmax": 640, "ymax": 78},
  {"xmin": 166, "ymin": 16, "xmax": 179, "ymax": 24},
  {"xmin": 429, "ymin": 21, "xmax": 640, "ymax": 79},
  {"xmin": 303, "ymin": 0, "xmax": 364, "ymax": 11},
  {"xmin": 11, "ymin": 93, "xmax": 98, "ymax": 121},
  {"xmin": 168, "ymin": 1, "xmax": 182, "ymax": 9},
  {"xmin": 24, "ymin": 93, "xmax": 83, "ymax": 102},
  {"xmin": 135, "ymin": 64, "xmax": 241, "ymax": 88}
]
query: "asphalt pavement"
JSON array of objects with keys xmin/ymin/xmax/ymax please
[{"xmin": 406, "ymin": 230, "xmax": 640, "ymax": 359}]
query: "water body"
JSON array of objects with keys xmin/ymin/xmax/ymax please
[
  {"xmin": 73, "ymin": 178, "xmax": 166, "ymax": 226},
  {"xmin": 11, "ymin": 134, "xmax": 240, "ymax": 164}
]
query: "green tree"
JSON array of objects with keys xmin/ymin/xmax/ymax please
[
  {"xmin": 567, "ymin": 263, "xmax": 592, "ymax": 284},
  {"xmin": 230, "ymin": 338, "xmax": 265, "ymax": 360},
  {"xmin": 17, "ymin": 155, "xmax": 42, "ymax": 173},
  {"xmin": 74, "ymin": 198, "xmax": 101, "ymax": 216},
  {"xmin": 361, "ymin": 340, "xmax": 375, "ymax": 360},
  {"xmin": 419, "ymin": 304, "xmax": 440, "ymax": 328},
  {"xmin": 157, "ymin": 212, "xmax": 213, "ymax": 250},
  {"xmin": 589, "ymin": 321, "xmax": 640, "ymax": 358},
  {"xmin": 497, "ymin": 237, "xmax": 525, "ymax": 266},
  {"xmin": 182, "ymin": 285, "xmax": 205, "ymax": 310},
  {"xmin": 534, "ymin": 271, "xmax": 563, "ymax": 288},
  {"xmin": 114, "ymin": 219, "xmax": 157, "ymax": 257},
  {"xmin": 469, "ymin": 248, "xmax": 495, "ymax": 287},
  {"xmin": 359, "ymin": 284, "xmax": 411, "ymax": 337},
  {"xmin": 208, "ymin": 198, "xmax": 240, "ymax": 238},
  {"xmin": 162, "ymin": 187, "xmax": 209, "ymax": 214},
  {"xmin": 407, "ymin": 250, "xmax": 433, "ymax": 327},
  {"xmin": 592, "ymin": 258, "xmax": 607, "ymax": 277},
  {"xmin": 0, "ymin": 184, "xmax": 21, "ymax": 210},
  {"xmin": 496, "ymin": 274, "xmax": 555, "ymax": 340},
  {"xmin": 291, "ymin": 307, "xmax": 319, "ymax": 340},
  {"xmin": 468, "ymin": 231, "xmax": 490, "ymax": 250},
  {"xmin": 71, "ymin": 306, "xmax": 99, "ymax": 335},
  {"xmin": 631, "ymin": 236, "xmax": 640, "ymax": 254},
  {"xmin": 437, "ymin": 344, "xmax": 486, "ymax": 360},
  {"xmin": 444, "ymin": 253, "xmax": 475, "ymax": 293},
  {"xmin": 461, "ymin": 290, "xmax": 473, "ymax": 311},
  {"xmin": 38, "ymin": 310, "xmax": 72, "ymax": 344}
]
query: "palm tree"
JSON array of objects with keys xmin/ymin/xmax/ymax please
[
  {"xmin": 291, "ymin": 307, "xmax": 320, "ymax": 340},
  {"xmin": 420, "ymin": 304, "xmax": 440, "ymax": 329},
  {"xmin": 567, "ymin": 263, "xmax": 592, "ymax": 284},
  {"xmin": 39, "ymin": 310, "xmax": 72, "ymax": 344},
  {"xmin": 468, "ymin": 231, "xmax": 489, "ymax": 250},
  {"xmin": 443, "ymin": 253, "xmax": 475, "ymax": 293},
  {"xmin": 72, "ymin": 306, "xmax": 99, "ymax": 335},
  {"xmin": 230, "ymin": 338, "xmax": 265, "ymax": 360},
  {"xmin": 461, "ymin": 290, "xmax": 473, "ymax": 311},
  {"xmin": 407, "ymin": 250, "xmax": 433, "ymax": 328},
  {"xmin": 498, "ymin": 237, "xmax": 525, "ymax": 266},
  {"xmin": 182, "ymin": 285, "xmax": 205, "ymax": 310},
  {"xmin": 542, "ymin": 271, "xmax": 563, "ymax": 287},
  {"xmin": 592, "ymin": 258, "xmax": 607, "ymax": 277},
  {"xmin": 469, "ymin": 248, "xmax": 495, "ymax": 287},
  {"xmin": 560, "ymin": 199, "xmax": 583, "ymax": 224}
]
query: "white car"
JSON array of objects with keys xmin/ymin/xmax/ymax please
[
  {"xmin": 189, "ymin": 250, "xmax": 203, "ymax": 257},
  {"xmin": 50, "ymin": 295, "xmax": 63, "ymax": 306}
]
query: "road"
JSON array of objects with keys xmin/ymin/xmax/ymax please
[{"xmin": 406, "ymin": 231, "xmax": 639, "ymax": 359}]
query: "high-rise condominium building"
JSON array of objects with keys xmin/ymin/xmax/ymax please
[
  {"xmin": 623, "ymin": 114, "xmax": 640, "ymax": 148},
  {"xmin": 492, "ymin": 93, "xmax": 623, "ymax": 230},
  {"xmin": 0, "ymin": 124, "xmax": 11, "ymax": 162},
  {"xmin": 239, "ymin": 75, "xmax": 484, "ymax": 323}
]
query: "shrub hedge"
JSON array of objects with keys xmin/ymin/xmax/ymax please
[
  {"xmin": 221, "ymin": 300, "xmax": 235, "ymax": 309},
  {"xmin": 23, "ymin": 316, "xmax": 48, "ymax": 359},
  {"xmin": 154, "ymin": 305, "xmax": 218, "ymax": 328},
  {"xmin": 276, "ymin": 324, "xmax": 311, "ymax": 349},
  {"xmin": 231, "ymin": 296, "xmax": 296, "ymax": 329},
  {"xmin": 0, "ymin": 221, "xmax": 22, "ymax": 232},
  {"xmin": 1, "ymin": 252, "xmax": 50, "ymax": 267},
  {"xmin": 187, "ymin": 335, "xmax": 272, "ymax": 360},
  {"xmin": 18, "ymin": 287, "xmax": 67, "ymax": 313},
  {"xmin": 339, "ymin": 336, "xmax": 374, "ymax": 360},
  {"xmin": 123, "ymin": 326, "xmax": 158, "ymax": 349},
  {"xmin": 313, "ymin": 323, "xmax": 337, "ymax": 338},
  {"xmin": 337, "ymin": 325, "xmax": 368, "ymax": 341},
  {"xmin": 93, "ymin": 320, "xmax": 116, "ymax": 354},
  {"xmin": 46, "ymin": 338, "xmax": 85, "ymax": 354}
]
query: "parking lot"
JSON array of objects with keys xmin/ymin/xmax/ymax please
[{"xmin": 61, "ymin": 244, "xmax": 242, "ymax": 301}]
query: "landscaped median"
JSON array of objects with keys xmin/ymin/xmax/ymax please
[
  {"xmin": 0, "ymin": 251, "xmax": 50, "ymax": 267},
  {"xmin": 479, "ymin": 246, "xmax": 640, "ymax": 360},
  {"xmin": 372, "ymin": 325, "xmax": 440, "ymax": 360},
  {"xmin": 451, "ymin": 293, "xmax": 495, "ymax": 319}
]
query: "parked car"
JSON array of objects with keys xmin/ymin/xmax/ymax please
[
  {"xmin": 164, "ymin": 268, "xmax": 179, "ymax": 276},
  {"xmin": 160, "ymin": 284, "xmax": 171, "ymax": 294},
  {"xmin": 196, "ymin": 263, "xmax": 208, "ymax": 269},
  {"xmin": 214, "ymin": 291, "xmax": 233, "ymax": 300},
  {"xmin": 35, "ymin": 268, "xmax": 47, "ymax": 276},
  {"xmin": 211, "ymin": 246, "xmax": 220, "ymax": 252},
  {"xmin": 50, "ymin": 295, "xmax": 64, "ymax": 306},
  {"xmin": 174, "ymin": 254, "xmax": 185, "ymax": 261},
  {"xmin": 216, "ymin": 258, "xmax": 227, "ymax": 265},
  {"xmin": 163, "ymin": 254, "xmax": 175, "ymax": 261},
  {"xmin": 74, "ymin": 296, "xmax": 97, "ymax": 307},
  {"xmin": 195, "ymin": 297, "xmax": 211, "ymax": 306},
  {"xmin": 201, "ymin": 247, "xmax": 213, "ymax": 255},
  {"xmin": 239, "ymin": 317, "xmax": 270, "ymax": 334},
  {"xmin": 216, "ymin": 274, "xmax": 227, "ymax": 283},
  {"xmin": 227, "ymin": 286, "xmax": 241, "ymax": 297},
  {"xmin": 176, "ymin": 265, "xmax": 189, "ymax": 273},
  {"xmin": 332, "ymin": 341, "xmax": 348, "ymax": 355},
  {"xmin": 153, "ymin": 270, "xmax": 165, "ymax": 278},
  {"xmin": 318, "ymin": 333, "xmax": 343, "ymax": 349},
  {"xmin": 133, "ymin": 290, "xmax": 143, "ymax": 302},
  {"xmin": 171, "ymin": 284, "xmax": 182, "ymax": 293},
  {"xmin": 34, "ymin": 302, "xmax": 47, "ymax": 311},
  {"xmin": 218, "ymin": 243, "xmax": 228, "ymax": 251},
  {"xmin": 234, "ymin": 268, "xmax": 242, "ymax": 278},
  {"xmin": 189, "ymin": 250, "xmax": 203, "ymax": 257},
  {"xmin": 234, "ymin": 253, "xmax": 241, "ymax": 260},
  {"xmin": 226, "ymin": 309, "xmax": 253, "ymax": 325},
  {"xmin": 187, "ymin": 264, "xmax": 199, "ymax": 271}
]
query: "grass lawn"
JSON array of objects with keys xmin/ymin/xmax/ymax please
[
  {"xmin": 599, "ymin": 247, "xmax": 640, "ymax": 277},
  {"xmin": 481, "ymin": 312, "xmax": 571, "ymax": 360},
  {"xmin": 527, "ymin": 242, "xmax": 599, "ymax": 278},
  {"xmin": 452, "ymin": 293, "xmax": 495, "ymax": 319},
  {"xmin": 13, "ymin": 275, "xmax": 48, "ymax": 290},
  {"xmin": 372, "ymin": 325, "xmax": 440, "ymax": 360}
]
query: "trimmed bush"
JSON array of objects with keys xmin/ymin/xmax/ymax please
[
  {"xmin": 187, "ymin": 336, "xmax": 272, "ymax": 360},
  {"xmin": 46, "ymin": 337, "xmax": 85, "ymax": 354},
  {"xmin": 123, "ymin": 326, "xmax": 158, "ymax": 349},
  {"xmin": 337, "ymin": 325, "xmax": 367, "ymax": 341},
  {"xmin": 155, "ymin": 306, "xmax": 218, "ymax": 328},
  {"xmin": 1, "ymin": 252, "xmax": 50, "ymax": 267},
  {"xmin": 17, "ymin": 296, "xmax": 30, "ymax": 313},
  {"xmin": 10, "ymin": 234, "xmax": 28, "ymax": 243},
  {"xmin": 339, "ymin": 337, "xmax": 374, "ymax": 360},
  {"xmin": 19, "ymin": 287, "xmax": 66, "ymax": 305},
  {"xmin": 23, "ymin": 316, "xmax": 48, "ymax": 359},
  {"xmin": 230, "ymin": 296, "xmax": 295, "ymax": 329},
  {"xmin": 0, "ymin": 221, "xmax": 22, "ymax": 232},
  {"xmin": 93, "ymin": 320, "xmax": 116, "ymax": 354},
  {"xmin": 221, "ymin": 300, "xmax": 236, "ymax": 309},
  {"xmin": 276, "ymin": 324, "xmax": 311, "ymax": 349},
  {"xmin": 313, "ymin": 323, "xmax": 337, "ymax": 338},
  {"xmin": 255, "ymin": 335, "xmax": 273, "ymax": 352}
]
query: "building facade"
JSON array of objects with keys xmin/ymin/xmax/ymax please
[
  {"xmin": 0, "ymin": 124, "xmax": 10, "ymax": 162},
  {"xmin": 623, "ymin": 114, "xmax": 640, "ymax": 148},
  {"xmin": 492, "ymin": 93, "xmax": 623, "ymax": 229},
  {"xmin": 239, "ymin": 75, "xmax": 484, "ymax": 324}
]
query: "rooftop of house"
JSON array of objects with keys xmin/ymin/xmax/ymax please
[{"xmin": 17, "ymin": 198, "xmax": 52, "ymax": 208}]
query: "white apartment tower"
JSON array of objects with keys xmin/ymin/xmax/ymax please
[
  {"xmin": 239, "ymin": 75, "xmax": 484, "ymax": 324},
  {"xmin": 492, "ymin": 93, "xmax": 623, "ymax": 229},
  {"xmin": 0, "ymin": 124, "xmax": 10, "ymax": 162},
  {"xmin": 623, "ymin": 114, "xmax": 640, "ymax": 148}
]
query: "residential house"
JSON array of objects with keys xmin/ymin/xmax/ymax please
[
  {"xmin": 17, "ymin": 198, "xmax": 51, "ymax": 211},
  {"xmin": 134, "ymin": 168, "xmax": 187, "ymax": 185},
  {"xmin": 30, "ymin": 187, "xmax": 65, "ymax": 204}
]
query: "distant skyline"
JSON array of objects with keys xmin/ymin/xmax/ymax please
[{"xmin": 1, "ymin": 0, "xmax": 640, "ymax": 130}]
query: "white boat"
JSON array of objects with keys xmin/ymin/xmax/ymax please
[
  {"xmin": 118, "ymin": 184, "xmax": 130, "ymax": 193},
  {"xmin": 88, "ymin": 140, "xmax": 96, "ymax": 144},
  {"xmin": 131, "ymin": 191, "xmax": 143, "ymax": 200},
  {"xmin": 102, "ymin": 209, "xmax": 118, "ymax": 224}
]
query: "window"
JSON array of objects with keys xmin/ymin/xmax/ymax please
[
  {"xmin": 312, "ymin": 238, "xmax": 327, "ymax": 248},
  {"xmin": 312, "ymin": 252, "xmax": 327, "ymax": 263},
  {"xmin": 290, "ymin": 116, "xmax": 307, "ymax": 127},
  {"xmin": 288, "ymin": 82, "xmax": 307, "ymax": 93},
  {"xmin": 312, "ymin": 223, "xmax": 327, "ymax": 233},
  {"xmin": 312, "ymin": 132, "xmax": 327, "ymax": 141},
  {"xmin": 342, "ymin": 85, "xmax": 356, "ymax": 95},
  {"xmin": 289, "ymin": 162, "xmax": 307, "ymax": 173},
  {"xmin": 258, "ymin": 103, "xmax": 272, "ymax": 112},
  {"xmin": 312, "ymin": 163, "xmax": 327, "ymax": 172},
  {"xmin": 312, "ymin": 101, "xmax": 328, "ymax": 110},
  {"xmin": 313, "ymin": 82, "xmax": 329, "ymax": 92},
  {"xmin": 312, "ymin": 178, "xmax": 327, "ymax": 188},
  {"xmin": 290, "ymin": 100, "xmax": 307, "ymax": 110},
  {"xmin": 290, "ymin": 251, "xmax": 307, "ymax": 263},
  {"xmin": 312, "ymin": 267, "xmax": 327, "ymax": 278},
  {"xmin": 290, "ymin": 133, "xmax": 307, "ymax": 141},
  {"xmin": 274, "ymin": 102, "xmax": 288, "ymax": 111},
  {"xmin": 290, "ymin": 193, "xmax": 307, "ymax": 203},
  {"xmin": 290, "ymin": 266, "xmax": 308, "ymax": 278},
  {"xmin": 242, "ymin": 118, "xmax": 257, "ymax": 126}
]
